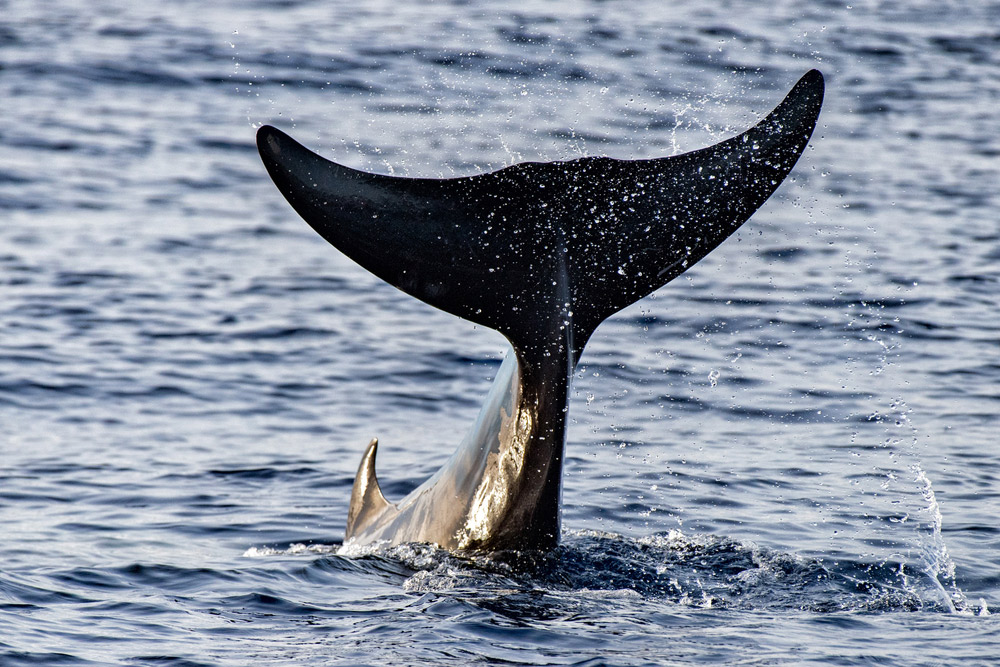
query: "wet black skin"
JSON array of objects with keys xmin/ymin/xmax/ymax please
[{"xmin": 256, "ymin": 69, "xmax": 824, "ymax": 551}]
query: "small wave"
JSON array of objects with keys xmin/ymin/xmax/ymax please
[
  {"xmin": 10, "ymin": 61, "xmax": 194, "ymax": 88},
  {"xmin": 246, "ymin": 529, "xmax": 952, "ymax": 614},
  {"xmin": 243, "ymin": 543, "xmax": 340, "ymax": 558}
]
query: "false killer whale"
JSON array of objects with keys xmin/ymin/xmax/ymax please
[{"xmin": 256, "ymin": 69, "xmax": 824, "ymax": 552}]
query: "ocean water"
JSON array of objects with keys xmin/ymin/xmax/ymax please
[{"xmin": 2, "ymin": 0, "xmax": 999, "ymax": 664}]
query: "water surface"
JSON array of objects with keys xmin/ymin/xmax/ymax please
[{"xmin": 2, "ymin": 0, "xmax": 999, "ymax": 664}]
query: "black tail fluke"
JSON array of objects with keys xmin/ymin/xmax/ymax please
[{"xmin": 257, "ymin": 70, "xmax": 824, "ymax": 360}]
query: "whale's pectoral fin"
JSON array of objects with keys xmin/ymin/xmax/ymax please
[
  {"xmin": 257, "ymin": 70, "xmax": 823, "ymax": 359},
  {"xmin": 345, "ymin": 438, "xmax": 392, "ymax": 539}
]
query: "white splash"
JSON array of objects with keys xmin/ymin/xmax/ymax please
[{"xmin": 913, "ymin": 463, "xmax": 976, "ymax": 614}]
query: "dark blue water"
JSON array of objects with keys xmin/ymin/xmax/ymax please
[{"xmin": 2, "ymin": 0, "xmax": 999, "ymax": 664}]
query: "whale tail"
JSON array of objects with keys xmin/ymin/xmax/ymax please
[
  {"xmin": 258, "ymin": 71, "xmax": 824, "ymax": 550},
  {"xmin": 257, "ymin": 70, "xmax": 824, "ymax": 360}
]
